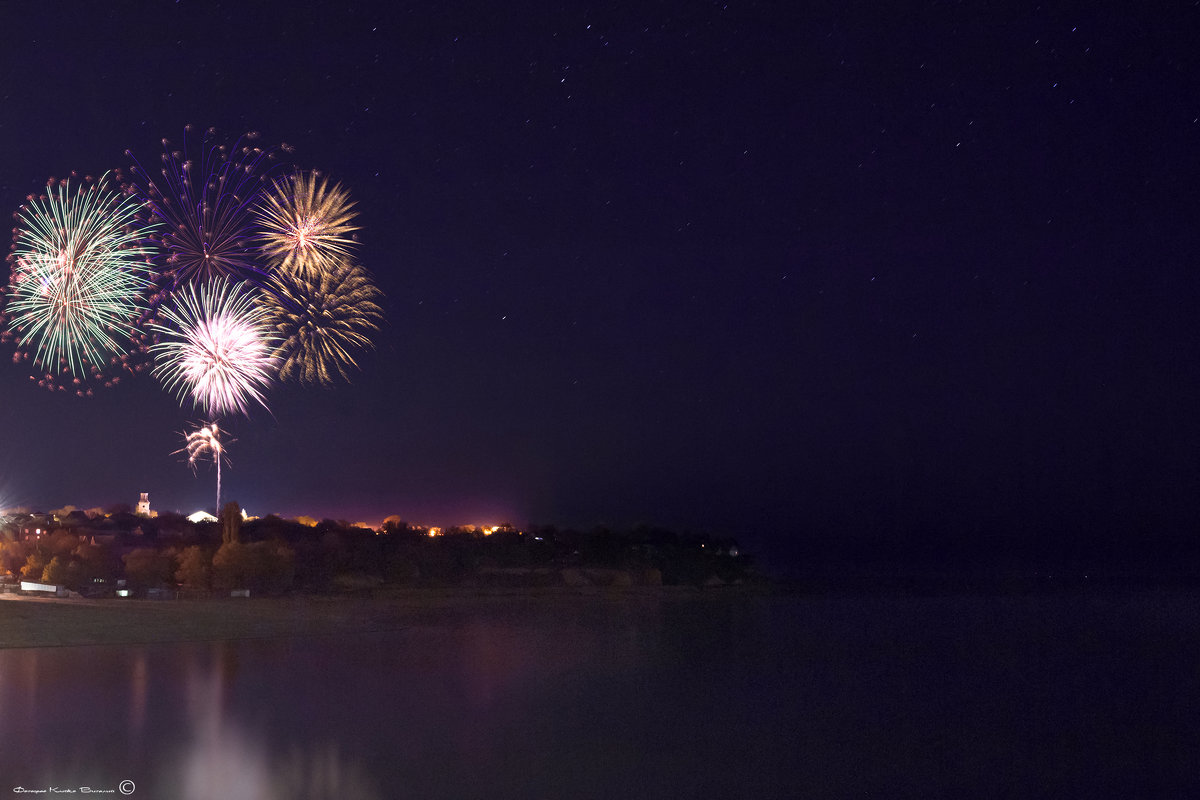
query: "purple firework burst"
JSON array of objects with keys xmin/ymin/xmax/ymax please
[{"xmin": 125, "ymin": 126, "xmax": 292, "ymax": 290}]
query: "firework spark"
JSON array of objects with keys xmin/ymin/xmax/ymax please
[
  {"xmin": 3, "ymin": 172, "xmax": 154, "ymax": 390},
  {"xmin": 264, "ymin": 257, "xmax": 383, "ymax": 385},
  {"xmin": 125, "ymin": 126, "xmax": 287, "ymax": 288},
  {"xmin": 177, "ymin": 422, "xmax": 231, "ymax": 515},
  {"xmin": 256, "ymin": 171, "xmax": 359, "ymax": 280},
  {"xmin": 151, "ymin": 278, "xmax": 279, "ymax": 416}
]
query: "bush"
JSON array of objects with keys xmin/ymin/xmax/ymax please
[
  {"xmin": 123, "ymin": 548, "xmax": 174, "ymax": 591},
  {"xmin": 175, "ymin": 545, "xmax": 212, "ymax": 593},
  {"xmin": 213, "ymin": 540, "xmax": 295, "ymax": 594}
]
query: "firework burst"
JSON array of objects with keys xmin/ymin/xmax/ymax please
[
  {"xmin": 125, "ymin": 126, "xmax": 289, "ymax": 288},
  {"xmin": 264, "ymin": 257, "xmax": 383, "ymax": 385},
  {"xmin": 151, "ymin": 278, "xmax": 279, "ymax": 416},
  {"xmin": 256, "ymin": 171, "xmax": 359, "ymax": 280},
  {"xmin": 3, "ymin": 172, "xmax": 155, "ymax": 391},
  {"xmin": 177, "ymin": 422, "xmax": 232, "ymax": 515}
]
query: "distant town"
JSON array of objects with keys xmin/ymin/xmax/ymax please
[{"xmin": 0, "ymin": 493, "xmax": 759, "ymax": 598}]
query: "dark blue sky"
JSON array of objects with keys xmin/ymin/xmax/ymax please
[{"xmin": 0, "ymin": 2, "xmax": 1197, "ymax": 565}]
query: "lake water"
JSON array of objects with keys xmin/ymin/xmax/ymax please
[{"xmin": 1, "ymin": 591, "xmax": 1197, "ymax": 798}]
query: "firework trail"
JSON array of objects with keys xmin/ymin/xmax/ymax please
[
  {"xmin": 177, "ymin": 422, "xmax": 230, "ymax": 515},
  {"xmin": 3, "ymin": 172, "xmax": 155, "ymax": 393},
  {"xmin": 256, "ymin": 171, "xmax": 360, "ymax": 280},
  {"xmin": 151, "ymin": 277, "xmax": 279, "ymax": 416},
  {"xmin": 264, "ymin": 257, "xmax": 383, "ymax": 385},
  {"xmin": 125, "ymin": 126, "xmax": 289, "ymax": 289}
]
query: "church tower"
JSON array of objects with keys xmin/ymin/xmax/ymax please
[{"xmin": 137, "ymin": 492, "xmax": 151, "ymax": 516}]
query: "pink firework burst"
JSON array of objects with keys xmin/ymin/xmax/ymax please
[{"xmin": 150, "ymin": 278, "xmax": 279, "ymax": 416}]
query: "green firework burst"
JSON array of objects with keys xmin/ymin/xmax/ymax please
[{"xmin": 6, "ymin": 173, "xmax": 155, "ymax": 378}]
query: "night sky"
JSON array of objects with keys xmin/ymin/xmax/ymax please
[{"xmin": 0, "ymin": 2, "xmax": 1197, "ymax": 567}]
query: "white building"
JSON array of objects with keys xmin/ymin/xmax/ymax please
[
  {"xmin": 21, "ymin": 580, "xmax": 67, "ymax": 597},
  {"xmin": 187, "ymin": 508, "xmax": 251, "ymax": 524},
  {"xmin": 136, "ymin": 493, "xmax": 156, "ymax": 517}
]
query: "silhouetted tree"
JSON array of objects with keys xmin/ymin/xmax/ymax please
[
  {"xmin": 20, "ymin": 552, "xmax": 48, "ymax": 580},
  {"xmin": 0, "ymin": 540, "xmax": 27, "ymax": 575},
  {"xmin": 73, "ymin": 541, "xmax": 117, "ymax": 586},
  {"xmin": 175, "ymin": 545, "xmax": 212, "ymax": 593},
  {"xmin": 253, "ymin": 541, "xmax": 296, "ymax": 594},
  {"xmin": 221, "ymin": 501, "xmax": 242, "ymax": 544},
  {"xmin": 154, "ymin": 511, "xmax": 192, "ymax": 539},
  {"xmin": 123, "ymin": 548, "xmax": 173, "ymax": 590},
  {"xmin": 212, "ymin": 540, "xmax": 295, "ymax": 594},
  {"xmin": 212, "ymin": 541, "xmax": 248, "ymax": 590},
  {"xmin": 46, "ymin": 530, "xmax": 80, "ymax": 558},
  {"xmin": 41, "ymin": 556, "xmax": 71, "ymax": 586}
]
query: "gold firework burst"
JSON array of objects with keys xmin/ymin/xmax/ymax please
[
  {"xmin": 264, "ymin": 257, "xmax": 383, "ymax": 385},
  {"xmin": 256, "ymin": 171, "xmax": 360, "ymax": 280}
]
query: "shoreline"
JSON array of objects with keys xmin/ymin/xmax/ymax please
[
  {"xmin": 0, "ymin": 586, "xmax": 749, "ymax": 649},
  {"xmin": 9, "ymin": 577, "xmax": 1190, "ymax": 650}
]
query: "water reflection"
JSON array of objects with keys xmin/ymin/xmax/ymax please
[
  {"xmin": 2, "ymin": 593, "xmax": 1192, "ymax": 796},
  {"xmin": 129, "ymin": 650, "xmax": 147, "ymax": 735},
  {"xmin": 0, "ymin": 639, "xmax": 381, "ymax": 799},
  {"xmin": 177, "ymin": 641, "xmax": 382, "ymax": 799},
  {"xmin": 0, "ymin": 601, "xmax": 666, "ymax": 798},
  {"xmin": 0, "ymin": 596, "xmax": 819, "ymax": 798}
]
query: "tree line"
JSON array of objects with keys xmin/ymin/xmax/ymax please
[{"xmin": 0, "ymin": 504, "xmax": 757, "ymax": 596}]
